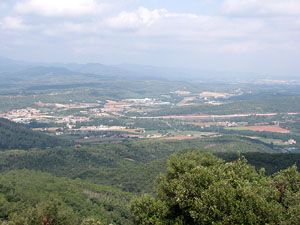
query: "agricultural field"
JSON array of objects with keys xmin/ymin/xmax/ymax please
[
  {"xmin": 226, "ymin": 126, "xmax": 290, "ymax": 134},
  {"xmin": 1, "ymin": 58, "xmax": 300, "ymax": 224},
  {"xmin": 246, "ymin": 126, "xmax": 290, "ymax": 133},
  {"xmin": 0, "ymin": 73, "xmax": 300, "ymax": 152}
]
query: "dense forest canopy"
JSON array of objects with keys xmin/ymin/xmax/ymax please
[
  {"xmin": 0, "ymin": 170, "xmax": 133, "ymax": 225},
  {"xmin": 0, "ymin": 140, "xmax": 300, "ymax": 224},
  {"xmin": 0, "ymin": 118, "xmax": 69, "ymax": 150},
  {"xmin": 131, "ymin": 152, "xmax": 300, "ymax": 225}
]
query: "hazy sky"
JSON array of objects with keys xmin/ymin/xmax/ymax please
[{"xmin": 0, "ymin": 0, "xmax": 300, "ymax": 76}]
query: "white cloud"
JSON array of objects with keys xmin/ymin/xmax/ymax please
[
  {"xmin": 106, "ymin": 8, "xmax": 265, "ymax": 42},
  {"xmin": 0, "ymin": 16, "xmax": 30, "ymax": 30},
  {"xmin": 1, "ymin": 0, "xmax": 299, "ymax": 73},
  {"xmin": 222, "ymin": 0, "xmax": 300, "ymax": 16},
  {"xmin": 106, "ymin": 7, "xmax": 264, "ymax": 39},
  {"xmin": 14, "ymin": 0, "xmax": 108, "ymax": 17},
  {"xmin": 106, "ymin": 7, "xmax": 166, "ymax": 29},
  {"xmin": 3, "ymin": 3, "xmax": 292, "ymax": 55}
]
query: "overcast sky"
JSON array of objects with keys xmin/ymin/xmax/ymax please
[{"xmin": 0, "ymin": 0, "xmax": 300, "ymax": 76}]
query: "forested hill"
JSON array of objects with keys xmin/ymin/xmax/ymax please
[{"xmin": 0, "ymin": 118, "xmax": 69, "ymax": 150}]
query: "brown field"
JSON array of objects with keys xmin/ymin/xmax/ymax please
[
  {"xmin": 199, "ymin": 92, "xmax": 233, "ymax": 98},
  {"xmin": 177, "ymin": 97, "xmax": 196, "ymax": 106},
  {"xmin": 245, "ymin": 126, "xmax": 290, "ymax": 133},
  {"xmin": 103, "ymin": 100, "xmax": 132, "ymax": 112}
]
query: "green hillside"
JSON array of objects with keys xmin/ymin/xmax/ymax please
[
  {"xmin": 0, "ymin": 118, "xmax": 69, "ymax": 150},
  {"xmin": 0, "ymin": 170, "xmax": 133, "ymax": 225},
  {"xmin": 0, "ymin": 137, "xmax": 300, "ymax": 224},
  {"xmin": 0, "ymin": 136, "xmax": 282, "ymax": 194},
  {"xmin": 145, "ymin": 96, "xmax": 300, "ymax": 116}
]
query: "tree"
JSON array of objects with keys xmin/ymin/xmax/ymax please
[
  {"xmin": 131, "ymin": 152, "xmax": 300, "ymax": 225},
  {"xmin": 6, "ymin": 200, "xmax": 78, "ymax": 225},
  {"xmin": 80, "ymin": 218, "xmax": 110, "ymax": 225},
  {"xmin": 272, "ymin": 165, "xmax": 300, "ymax": 223}
]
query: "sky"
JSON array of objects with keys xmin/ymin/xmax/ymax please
[{"xmin": 0, "ymin": 0, "xmax": 300, "ymax": 77}]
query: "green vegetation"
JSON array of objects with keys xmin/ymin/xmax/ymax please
[
  {"xmin": 0, "ymin": 170, "xmax": 132, "ymax": 225},
  {"xmin": 131, "ymin": 152, "xmax": 300, "ymax": 224},
  {"xmin": 145, "ymin": 96, "xmax": 300, "ymax": 116},
  {"xmin": 0, "ymin": 118, "xmax": 69, "ymax": 150},
  {"xmin": 216, "ymin": 152, "xmax": 300, "ymax": 175},
  {"xmin": 215, "ymin": 127, "xmax": 300, "ymax": 147},
  {"xmin": 0, "ymin": 136, "xmax": 293, "ymax": 195},
  {"xmin": 281, "ymin": 120, "xmax": 300, "ymax": 133},
  {"xmin": 0, "ymin": 138, "xmax": 300, "ymax": 224},
  {"xmin": 1, "ymin": 65, "xmax": 300, "ymax": 224}
]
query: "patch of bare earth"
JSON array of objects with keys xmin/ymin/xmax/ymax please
[
  {"xmin": 124, "ymin": 158, "xmax": 136, "ymax": 162},
  {"xmin": 245, "ymin": 126, "xmax": 290, "ymax": 133},
  {"xmin": 177, "ymin": 97, "xmax": 196, "ymax": 106},
  {"xmin": 199, "ymin": 92, "xmax": 233, "ymax": 98}
]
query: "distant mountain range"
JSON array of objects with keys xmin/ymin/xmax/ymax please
[{"xmin": 0, "ymin": 56, "xmax": 299, "ymax": 85}]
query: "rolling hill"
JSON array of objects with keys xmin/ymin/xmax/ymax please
[{"xmin": 0, "ymin": 118, "xmax": 69, "ymax": 150}]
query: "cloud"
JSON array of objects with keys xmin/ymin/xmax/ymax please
[
  {"xmin": 1, "ymin": 0, "xmax": 299, "ymax": 74},
  {"xmin": 0, "ymin": 16, "xmax": 30, "ymax": 31},
  {"xmin": 222, "ymin": 0, "xmax": 300, "ymax": 16},
  {"xmin": 106, "ymin": 7, "xmax": 166, "ymax": 30},
  {"xmin": 14, "ymin": 0, "xmax": 108, "ymax": 17},
  {"xmin": 105, "ymin": 8, "xmax": 265, "ymax": 44},
  {"xmin": 2, "ymin": 2, "xmax": 292, "ymax": 55}
]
